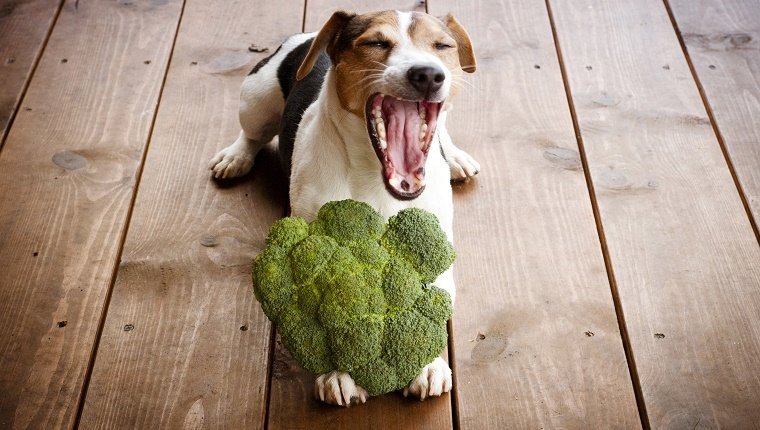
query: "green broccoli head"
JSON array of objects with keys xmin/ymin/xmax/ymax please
[
  {"xmin": 252, "ymin": 199, "xmax": 454, "ymax": 396},
  {"xmin": 382, "ymin": 208, "xmax": 456, "ymax": 283}
]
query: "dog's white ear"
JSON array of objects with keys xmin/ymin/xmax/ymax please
[
  {"xmin": 297, "ymin": 11, "xmax": 355, "ymax": 81},
  {"xmin": 444, "ymin": 14, "xmax": 476, "ymax": 73}
]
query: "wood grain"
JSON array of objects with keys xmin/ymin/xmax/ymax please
[
  {"xmin": 0, "ymin": 0, "xmax": 61, "ymax": 147},
  {"xmin": 0, "ymin": 0, "xmax": 182, "ymax": 428},
  {"xmin": 668, "ymin": 0, "xmax": 760, "ymax": 241},
  {"xmin": 428, "ymin": 1, "xmax": 641, "ymax": 428},
  {"xmin": 265, "ymin": 2, "xmax": 454, "ymax": 429},
  {"xmin": 77, "ymin": 1, "xmax": 301, "ymax": 428},
  {"xmin": 549, "ymin": 0, "xmax": 760, "ymax": 427}
]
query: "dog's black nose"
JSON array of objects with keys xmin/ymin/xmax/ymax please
[{"xmin": 407, "ymin": 66, "xmax": 445, "ymax": 96}]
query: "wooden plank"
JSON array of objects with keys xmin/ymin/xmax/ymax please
[
  {"xmin": 264, "ymin": 1, "xmax": 456, "ymax": 429},
  {"xmin": 0, "ymin": 0, "xmax": 182, "ymax": 428},
  {"xmin": 427, "ymin": 1, "xmax": 641, "ymax": 428},
  {"xmin": 668, "ymin": 0, "xmax": 760, "ymax": 240},
  {"xmin": 0, "ymin": 0, "xmax": 61, "ymax": 146},
  {"xmin": 77, "ymin": 1, "xmax": 302, "ymax": 428},
  {"xmin": 548, "ymin": 0, "xmax": 760, "ymax": 427}
]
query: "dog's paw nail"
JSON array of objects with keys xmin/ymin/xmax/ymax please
[{"xmin": 314, "ymin": 371, "xmax": 367, "ymax": 407}]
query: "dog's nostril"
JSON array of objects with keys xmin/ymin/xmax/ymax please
[
  {"xmin": 400, "ymin": 179, "xmax": 410, "ymax": 191},
  {"xmin": 433, "ymin": 72, "xmax": 445, "ymax": 83}
]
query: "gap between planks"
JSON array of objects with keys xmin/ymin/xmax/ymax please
[
  {"xmin": 543, "ymin": 0, "xmax": 650, "ymax": 428},
  {"xmin": 263, "ymin": 7, "xmax": 306, "ymax": 428},
  {"xmin": 661, "ymin": 0, "xmax": 760, "ymax": 249},
  {"xmin": 0, "ymin": 0, "xmax": 65, "ymax": 153},
  {"xmin": 446, "ymin": 320, "xmax": 460, "ymax": 430},
  {"xmin": 71, "ymin": 1, "xmax": 190, "ymax": 427}
]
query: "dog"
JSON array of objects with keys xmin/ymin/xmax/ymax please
[{"xmin": 210, "ymin": 10, "xmax": 478, "ymax": 406}]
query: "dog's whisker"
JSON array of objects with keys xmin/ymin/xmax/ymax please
[
  {"xmin": 344, "ymin": 75, "xmax": 385, "ymax": 92},
  {"xmin": 451, "ymin": 76, "xmax": 476, "ymax": 89},
  {"xmin": 368, "ymin": 60, "xmax": 388, "ymax": 69}
]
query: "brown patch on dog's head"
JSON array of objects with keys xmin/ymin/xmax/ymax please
[
  {"xmin": 296, "ymin": 11, "xmax": 356, "ymax": 81},
  {"xmin": 333, "ymin": 11, "xmax": 401, "ymax": 116},
  {"xmin": 442, "ymin": 14, "xmax": 476, "ymax": 74}
]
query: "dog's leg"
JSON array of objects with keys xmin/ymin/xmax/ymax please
[
  {"xmin": 314, "ymin": 371, "xmax": 368, "ymax": 406},
  {"xmin": 438, "ymin": 110, "xmax": 481, "ymax": 181},
  {"xmin": 209, "ymin": 131, "xmax": 267, "ymax": 179},
  {"xmin": 210, "ymin": 51, "xmax": 284, "ymax": 178}
]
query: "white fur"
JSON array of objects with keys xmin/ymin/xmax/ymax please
[
  {"xmin": 403, "ymin": 357, "xmax": 453, "ymax": 399},
  {"xmin": 315, "ymin": 371, "xmax": 368, "ymax": 406},
  {"xmin": 210, "ymin": 19, "xmax": 477, "ymax": 407}
]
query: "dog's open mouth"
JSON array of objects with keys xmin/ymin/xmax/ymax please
[{"xmin": 365, "ymin": 93, "xmax": 441, "ymax": 200}]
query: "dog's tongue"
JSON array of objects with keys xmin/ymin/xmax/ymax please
[{"xmin": 381, "ymin": 97, "xmax": 425, "ymax": 188}]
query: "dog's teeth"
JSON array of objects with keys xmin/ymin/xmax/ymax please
[
  {"xmin": 419, "ymin": 123, "xmax": 428, "ymax": 142},
  {"xmin": 379, "ymin": 138, "xmax": 387, "ymax": 149},
  {"xmin": 419, "ymin": 109, "xmax": 426, "ymax": 120},
  {"xmin": 374, "ymin": 107, "xmax": 382, "ymax": 119},
  {"xmin": 377, "ymin": 122, "xmax": 386, "ymax": 140},
  {"xmin": 415, "ymin": 178, "xmax": 425, "ymax": 187}
]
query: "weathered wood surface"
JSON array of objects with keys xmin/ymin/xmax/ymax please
[
  {"xmin": 0, "ymin": 0, "xmax": 61, "ymax": 147},
  {"xmin": 669, "ymin": 0, "xmax": 760, "ymax": 240},
  {"xmin": 4, "ymin": 0, "xmax": 760, "ymax": 428},
  {"xmin": 429, "ymin": 0, "xmax": 641, "ymax": 428},
  {"xmin": 549, "ymin": 0, "xmax": 760, "ymax": 427},
  {"xmin": 0, "ymin": 0, "xmax": 182, "ymax": 428},
  {"xmin": 77, "ymin": 0, "xmax": 301, "ymax": 428},
  {"xmin": 265, "ymin": 1, "xmax": 455, "ymax": 429}
]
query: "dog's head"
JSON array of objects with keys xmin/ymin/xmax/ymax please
[{"xmin": 297, "ymin": 10, "xmax": 476, "ymax": 200}]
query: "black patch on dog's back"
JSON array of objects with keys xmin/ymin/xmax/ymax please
[
  {"xmin": 248, "ymin": 44, "xmax": 282, "ymax": 75},
  {"xmin": 276, "ymin": 37, "xmax": 329, "ymax": 178}
]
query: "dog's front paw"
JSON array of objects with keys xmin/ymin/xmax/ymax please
[
  {"xmin": 403, "ymin": 357, "xmax": 452, "ymax": 400},
  {"xmin": 446, "ymin": 147, "xmax": 480, "ymax": 181},
  {"xmin": 314, "ymin": 371, "xmax": 368, "ymax": 407},
  {"xmin": 209, "ymin": 145, "xmax": 254, "ymax": 179}
]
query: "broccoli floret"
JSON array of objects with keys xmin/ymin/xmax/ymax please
[
  {"xmin": 252, "ymin": 199, "xmax": 454, "ymax": 396},
  {"xmin": 383, "ymin": 256, "xmax": 423, "ymax": 310},
  {"xmin": 279, "ymin": 303, "xmax": 334, "ymax": 374},
  {"xmin": 309, "ymin": 199, "xmax": 385, "ymax": 244},
  {"xmin": 382, "ymin": 208, "xmax": 455, "ymax": 283},
  {"xmin": 267, "ymin": 216, "xmax": 309, "ymax": 248},
  {"xmin": 415, "ymin": 285, "xmax": 454, "ymax": 322},
  {"xmin": 251, "ymin": 246, "xmax": 293, "ymax": 321},
  {"xmin": 289, "ymin": 234, "xmax": 338, "ymax": 285}
]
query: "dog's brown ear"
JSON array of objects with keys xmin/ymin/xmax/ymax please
[
  {"xmin": 444, "ymin": 14, "xmax": 476, "ymax": 73},
  {"xmin": 297, "ymin": 11, "xmax": 355, "ymax": 81}
]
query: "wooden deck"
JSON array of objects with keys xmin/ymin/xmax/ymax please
[{"xmin": 1, "ymin": 0, "xmax": 759, "ymax": 428}]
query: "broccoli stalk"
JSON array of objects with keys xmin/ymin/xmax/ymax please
[{"xmin": 252, "ymin": 199, "xmax": 454, "ymax": 396}]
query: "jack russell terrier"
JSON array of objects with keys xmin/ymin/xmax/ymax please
[{"xmin": 210, "ymin": 10, "xmax": 479, "ymax": 406}]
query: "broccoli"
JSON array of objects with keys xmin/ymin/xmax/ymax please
[{"xmin": 252, "ymin": 199, "xmax": 454, "ymax": 396}]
